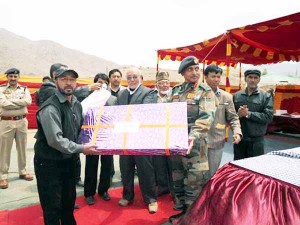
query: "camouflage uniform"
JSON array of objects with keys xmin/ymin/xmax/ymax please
[{"xmin": 168, "ymin": 82, "xmax": 216, "ymax": 206}]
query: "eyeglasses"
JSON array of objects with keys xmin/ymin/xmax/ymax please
[
  {"xmin": 58, "ymin": 77, "xmax": 77, "ymax": 83},
  {"xmin": 126, "ymin": 75, "xmax": 139, "ymax": 81},
  {"xmin": 157, "ymin": 81, "xmax": 170, "ymax": 86}
]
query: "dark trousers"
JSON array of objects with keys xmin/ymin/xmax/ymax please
[
  {"xmin": 75, "ymin": 154, "xmax": 81, "ymax": 182},
  {"xmin": 84, "ymin": 155, "xmax": 113, "ymax": 197},
  {"xmin": 234, "ymin": 138, "xmax": 265, "ymax": 160},
  {"xmin": 34, "ymin": 155, "xmax": 77, "ymax": 225},
  {"xmin": 119, "ymin": 155, "xmax": 157, "ymax": 203},
  {"xmin": 153, "ymin": 155, "xmax": 174, "ymax": 194}
]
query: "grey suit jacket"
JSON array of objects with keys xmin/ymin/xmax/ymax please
[
  {"xmin": 117, "ymin": 85, "xmax": 151, "ymax": 105},
  {"xmin": 208, "ymin": 89, "xmax": 242, "ymax": 150},
  {"xmin": 106, "ymin": 95, "xmax": 117, "ymax": 106}
]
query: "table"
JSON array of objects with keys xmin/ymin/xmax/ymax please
[
  {"xmin": 173, "ymin": 147, "xmax": 300, "ymax": 225},
  {"xmin": 267, "ymin": 115, "xmax": 300, "ymax": 134}
]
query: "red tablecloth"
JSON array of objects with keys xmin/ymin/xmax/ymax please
[{"xmin": 174, "ymin": 154, "xmax": 300, "ymax": 225}]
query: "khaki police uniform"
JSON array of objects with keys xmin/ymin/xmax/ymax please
[
  {"xmin": 0, "ymin": 83, "xmax": 32, "ymax": 180},
  {"xmin": 168, "ymin": 82, "xmax": 216, "ymax": 206}
]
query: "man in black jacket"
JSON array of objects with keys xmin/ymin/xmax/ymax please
[
  {"xmin": 36, "ymin": 63, "xmax": 102, "ymax": 187},
  {"xmin": 34, "ymin": 65, "xmax": 98, "ymax": 225},
  {"xmin": 233, "ymin": 69, "xmax": 273, "ymax": 159}
]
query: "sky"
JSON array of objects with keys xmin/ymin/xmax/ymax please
[{"xmin": 0, "ymin": 0, "xmax": 299, "ymax": 70}]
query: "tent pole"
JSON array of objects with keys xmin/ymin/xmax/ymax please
[
  {"xmin": 225, "ymin": 32, "xmax": 231, "ymax": 93},
  {"xmin": 239, "ymin": 62, "xmax": 242, "ymax": 90},
  {"xmin": 156, "ymin": 53, "xmax": 160, "ymax": 72},
  {"xmin": 202, "ymin": 61, "xmax": 206, "ymax": 83}
]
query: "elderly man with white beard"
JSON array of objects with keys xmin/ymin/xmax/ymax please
[{"xmin": 143, "ymin": 71, "xmax": 175, "ymax": 199}]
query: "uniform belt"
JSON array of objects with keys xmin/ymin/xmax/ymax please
[{"xmin": 0, "ymin": 115, "xmax": 26, "ymax": 120}]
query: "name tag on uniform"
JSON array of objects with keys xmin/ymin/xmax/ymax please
[
  {"xmin": 187, "ymin": 93, "xmax": 195, "ymax": 99},
  {"xmin": 215, "ymin": 123, "xmax": 226, "ymax": 130}
]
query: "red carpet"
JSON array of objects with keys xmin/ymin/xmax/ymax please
[{"xmin": 0, "ymin": 186, "xmax": 175, "ymax": 225}]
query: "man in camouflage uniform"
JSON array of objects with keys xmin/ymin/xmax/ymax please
[
  {"xmin": 0, "ymin": 68, "xmax": 33, "ymax": 189},
  {"xmin": 168, "ymin": 56, "xmax": 217, "ymax": 221}
]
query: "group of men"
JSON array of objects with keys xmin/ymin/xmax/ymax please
[{"xmin": 0, "ymin": 55, "xmax": 273, "ymax": 225}]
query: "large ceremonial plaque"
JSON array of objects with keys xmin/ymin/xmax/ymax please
[{"xmin": 78, "ymin": 102, "xmax": 188, "ymax": 155}]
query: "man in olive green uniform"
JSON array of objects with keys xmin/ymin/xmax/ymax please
[
  {"xmin": 0, "ymin": 68, "xmax": 33, "ymax": 189},
  {"xmin": 168, "ymin": 56, "xmax": 217, "ymax": 221}
]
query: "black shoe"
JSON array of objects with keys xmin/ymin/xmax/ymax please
[
  {"xmin": 86, "ymin": 196, "xmax": 95, "ymax": 205},
  {"xmin": 168, "ymin": 210, "xmax": 186, "ymax": 223},
  {"xmin": 99, "ymin": 192, "xmax": 111, "ymax": 201},
  {"xmin": 76, "ymin": 180, "xmax": 84, "ymax": 187},
  {"xmin": 74, "ymin": 204, "xmax": 80, "ymax": 209}
]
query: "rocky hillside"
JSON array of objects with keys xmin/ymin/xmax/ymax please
[{"xmin": 0, "ymin": 28, "xmax": 120, "ymax": 77}]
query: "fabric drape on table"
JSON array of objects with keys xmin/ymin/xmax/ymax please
[{"xmin": 174, "ymin": 163, "xmax": 300, "ymax": 225}]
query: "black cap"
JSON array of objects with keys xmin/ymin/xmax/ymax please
[
  {"xmin": 55, "ymin": 65, "xmax": 79, "ymax": 79},
  {"xmin": 244, "ymin": 69, "xmax": 261, "ymax": 77},
  {"xmin": 5, "ymin": 68, "xmax": 20, "ymax": 75},
  {"xmin": 178, "ymin": 56, "xmax": 199, "ymax": 74}
]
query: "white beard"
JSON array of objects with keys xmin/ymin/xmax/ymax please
[{"xmin": 159, "ymin": 89, "xmax": 170, "ymax": 95}]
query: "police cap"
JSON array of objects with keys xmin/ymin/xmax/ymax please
[
  {"xmin": 5, "ymin": 68, "xmax": 20, "ymax": 75},
  {"xmin": 178, "ymin": 56, "xmax": 199, "ymax": 74}
]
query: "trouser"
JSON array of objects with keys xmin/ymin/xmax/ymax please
[
  {"xmin": 84, "ymin": 155, "xmax": 113, "ymax": 197},
  {"xmin": 119, "ymin": 155, "xmax": 157, "ymax": 204},
  {"xmin": 34, "ymin": 155, "xmax": 77, "ymax": 225},
  {"xmin": 75, "ymin": 155, "xmax": 81, "ymax": 182},
  {"xmin": 0, "ymin": 119, "xmax": 28, "ymax": 180},
  {"xmin": 172, "ymin": 137, "xmax": 209, "ymax": 207},
  {"xmin": 111, "ymin": 156, "xmax": 115, "ymax": 178},
  {"xmin": 207, "ymin": 148, "xmax": 223, "ymax": 179},
  {"xmin": 153, "ymin": 155, "xmax": 174, "ymax": 194},
  {"xmin": 234, "ymin": 137, "xmax": 264, "ymax": 160}
]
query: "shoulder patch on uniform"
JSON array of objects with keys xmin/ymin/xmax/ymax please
[{"xmin": 0, "ymin": 84, "xmax": 7, "ymax": 87}]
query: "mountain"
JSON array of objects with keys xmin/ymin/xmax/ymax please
[{"xmin": 0, "ymin": 28, "xmax": 120, "ymax": 77}]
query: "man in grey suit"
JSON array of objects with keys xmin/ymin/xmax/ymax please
[
  {"xmin": 204, "ymin": 65, "xmax": 242, "ymax": 179},
  {"xmin": 117, "ymin": 67, "xmax": 158, "ymax": 213}
]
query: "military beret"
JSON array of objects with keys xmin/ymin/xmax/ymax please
[
  {"xmin": 5, "ymin": 68, "xmax": 20, "ymax": 75},
  {"xmin": 178, "ymin": 56, "xmax": 199, "ymax": 74},
  {"xmin": 244, "ymin": 69, "xmax": 261, "ymax": 77},
  {"xmin": 156, "ymin": 71, "xmax": 169, "ymax": 82},
  {"xmin": 55, "ymin": 65, "xmax": 78, "ymax": 79}
]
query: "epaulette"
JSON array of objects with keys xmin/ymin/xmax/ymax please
[
  {"xmin": 196, "ymin": 83, "xmax": 212, "ymax": 92},
  {"xmin": 171, "ymin": 83, "xmax": 182, "ymax": 94},
  {"xmin": 0, "ymin": 83, "xmax": 7, "ymax": 87},
  {"xmin": 18, "ymin": 85, "xmax": 27, "ymax": 91}
]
